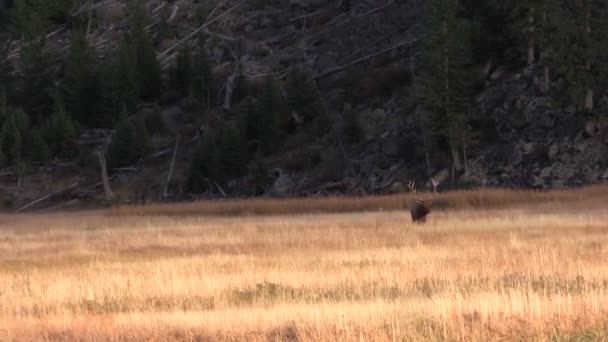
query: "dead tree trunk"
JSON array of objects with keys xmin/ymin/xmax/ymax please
[
  {"xmin": 163, "ymin": 134, "xmax": 180, "ymax": 199},
  {"xmin": 528, "ymin": 6, "xmax": 536, "ymax": 66},
  {"xmin": 98, "ymin": 151, "xmax": 113, "ymax": 199}
]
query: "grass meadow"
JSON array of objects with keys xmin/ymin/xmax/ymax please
[{"xmin": 1, "ymin": 186, "xmax": 608, "ymax": 341}]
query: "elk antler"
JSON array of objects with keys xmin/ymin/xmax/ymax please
[{"xmin": 408, "ymin": 179, "xmax": 438, "ymax": 203}]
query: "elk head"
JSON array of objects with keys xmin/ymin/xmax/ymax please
[{"xmin": 407, "ymin": 179, "xmax": 439, "ymax": 224}]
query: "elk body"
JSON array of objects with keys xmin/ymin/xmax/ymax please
[{"xmin": 407, "ymin": 179, "xmax": 438, "ymax": 224}]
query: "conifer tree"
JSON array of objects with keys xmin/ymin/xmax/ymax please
[
  {"xmin": 231, "ymin": 70, "xmax": 249, "ymax": 106},
  {"xmin": 146, "ymin": 104, "xmax": 166, "ymax": 135},
  {"xmin": 9, "ymin": 0, "xmax": 49, "ymax": 39},
  {"xmin": 188, "ymin": 133, "xmax": 218, "ymax": 192},
  {"xmin": 192, "ymin": 47, "xmax": 215, "ymax": 110},
  {"xmin": 44, "ymin": 94, "xmax": 77, "ymax": 158},
  {"xmin": 134, "ymin": 122, "xmax": 151, "ymax": 158},
  {"xmin": 19, "ymin": 38, "xmax": 54, "ymax": 115},
  {"xmin": 0, "ymin": 109, "xmax": 22, "ymax": 165},
  {"xmin": 128, "ymin": 1, "xmax": 162, "ymax": 100},
  {"xmin": 217, "ymin": 126, "xmax": 248, "ymax": 182},
  {"xmin": 0, "ymin": 37, "xmax": 12, "ymax": 92},
  {"xmin": 248, "ymin": 157, "xmax": 271, "ymax": 195},
  {"xmin": 108, "ymin": 108, "xmax": 138, "ymax": 168},
  {"xmin": 98, "ymin": 40, "xmax": 139, "ymax": 126},
  {"xmin": 343, "ymin": 108, "xmax": 363, "ymax": 144},
  {"xmin": 115, "ymin": 38, "xmax": 140, "ymax": 112},
  {"xmin": 255, "ymin": 76, "xmax": 284, "ymax": 155},
  {"xmin": 25, "ymin": 128, "xmax": 51, "ymax": 164},
  {"xmin": 286, "ymin": 67, "xmax": 322, "ymax": 123},
  {"xmin": 171, "ymin": 47, "xmax": 193, "ymax": 96},
  {"xmin": 0, "ymin": 86, "xmax": 7, "ymax": 128},
  {"xmin": 506, "ymin": 0, "xmax": 561, "ymax": 90},
  {"xmin": 422, "ymin": 0, "xmax": 474, "ymax": 173},
  {"xmin": 555, "ymin": 0, "xmax": 608, "ymax": 113},
  {"xmin": 63, "ymin": 30, "xmax": 100, "ymax": 126}
]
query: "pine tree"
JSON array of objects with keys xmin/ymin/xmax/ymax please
[
  {"xmin": 0, "ymin": 36, "xmax": 12, "ymax": 93},
  {"xmin": 188, "ymin": 133, "xmax": 218, "ymax": 192},
  {"xmin": 286, "ymin": 67, "xmax": 322, "ymax": 123},
  {"xmin": 217, "ymin": 126, "xmax": 248, "ymax": 182},
  {"xmin": 19, "ymin": 38, "xmax": 54, "ymax": 115},
  {"xmin": 128, "ymin": 1, "xmax": 162, "ymax": 100},
  {"xmin": 506, "ymin": 0, "xmax": 561, "ymax": 90},
  {"xmin": 25, "ymin": 127, "xmax": 51, "ymax": 164},
  {"xmin": 171, "ymin": 46, "xmax": 193, "ymax": 96},
  {"xmin": 192, "ymin": 47, "xmax": 215, "ymax": 110},
  {"xmin": 256, "ymin": 76, "xmax": 284, "ymax": 155},
  {"xmin": 422, "ymin": 0, "xmax": 475, "ymax": 174},
  {"xmin": 555, "ymin": 0, "xmax": 608, "ymax": 113},
  {"xmin": 343, "ymin": 108, "xmax": 363, "ymax": 144},
  {"xmin": 13, "ymin": 107, "xmax": 28, "ymax": 136},
  {"xmin": 231, "ymin": 70, "xmax": 249, "ymax": 105},
  {"xmin": 9, "ymin": 0, "xmax": 49, "ymax": 39},
  {"xmin": 248, "ymin": 157, "xmax": 271, "ymax": 195},
  {"xmin": 146, "ymin": 104, "xmax": 166, "ymax": 135},
  {"xmin": 97, "ymin": 59, "xmax": 124, "ymax": 127},
  {"xmin": 0, "ymin": 86, "xmax": 7, "ymax": 128},
  {"xmin": 134, "ymin": 122, "xmax": 151, "ymax": 158},
  {"xmin": 63, "ymin": 30, "xmax": 100, "ymax": 126},
  {"xmin": 507, "ymin": 0, "xmax": 541, "ymax": 65},
  {"xmin": 107, "ymin": 108, "xmax": 138, "ymax": 168},
  {"xmin": 115, "ymin": 38, "xmax": 140, "ymax": 112},
  {"xmin": 0, "ymin": 110, "xmax": 22, "ymax": 165},
  {"xmin": 98, "ymin": 41, "xmax": 139, "ymax": 126},
  {"xmin": 44, "ymin": 94, "xmax": 77, "ymax": 158},
  {"xmin": 135, "ymin": 35, "xmax": 162, "ymax": 100}
]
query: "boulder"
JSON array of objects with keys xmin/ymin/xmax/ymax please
[
  {"xmin": 268, "ymin": 173, "xmax": 294, "ymax": 197},
  {"xmin": 539, "ymin": 166, "xmax": 553, "ymax": 179},
  {"xmin": 547, "ymin": 143, "xmax": 560, "ymax": 160},
  {"xmin": 522, "ymin": 142, "xmax": 536, "ymax": 156},
  {"xmin": 95, "ymin": 1, "xmax": 125, "ymax": 27}
]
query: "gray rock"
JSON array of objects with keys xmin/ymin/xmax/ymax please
[
  {"xmin": 268, "ymin": 173, "xmax": 294, "ymax": 197},
  {"xmin": 522, "ymin": 142, "xmax": 536, "ymax": 155},
  {"xmin": 555, "ymin": 166, "xmax": 575, "ymax": 182},
  {"xmin": 577, "ymin": 142, "xmax": 588, "ymax": 152},
  {"xmin": 509, "ymin": 147, "xmax": 523, "ymax": 166},
  {"xmin": 531, "ymin": 176, "xmax": 545, "ymax": 188},
  {"xmin": 585, "ymin": 120, "xmax": 598, "ymax": 136},
  {"xmin": 548, "ymin": 143, "xmax": 560, "ymax": 160},
  {"xmin": 539, "ymin": 167, "xmax": 553, "ymax": 179}
]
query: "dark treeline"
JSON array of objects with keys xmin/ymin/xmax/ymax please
[
  {"xmin": 419, "ymin": 0, "xmax": 608, "ymax": 181},
  {"xmin": 0, "ymin": 0, "xmax": 606, "ymax": 192},
  {"xmin": 0, "ymin": 0, "xmax": 324, "ymax": 194}
]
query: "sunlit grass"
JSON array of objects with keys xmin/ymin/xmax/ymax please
[{"xmin": 1, "ymin": 186, "xmax": 607, "ymax": 341}]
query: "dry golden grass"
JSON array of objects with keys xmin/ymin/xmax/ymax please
[
  {"xmin": 109, "ymin": 184, "xmax": 608, "ymax": 217},
  {"xmin": 1, "ymin": 186, "xmax": 608, "ymax": 341}
]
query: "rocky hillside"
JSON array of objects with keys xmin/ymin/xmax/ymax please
[{"xmin": 0, "ymin": 0, "xmax": 607, "ymax": 211}]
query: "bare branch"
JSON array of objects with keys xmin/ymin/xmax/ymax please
[{"xmin": 163, "ymin": 134, "xmax": 180, "ymax": 199}]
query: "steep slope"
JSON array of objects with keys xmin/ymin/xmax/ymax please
[{"xmin": 1, "ymin": 0, "xmax": 607, "ymax": 212}]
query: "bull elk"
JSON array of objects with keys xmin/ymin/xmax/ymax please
[{"xmin": 407, "ymin": 179, "xmax": 439, "ymax": 224}]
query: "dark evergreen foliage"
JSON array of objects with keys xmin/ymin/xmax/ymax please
[
  {"xmin": 44, "ymin": 94, "xmax": 77, "ymax": 159},
  {"xmin": 62, "ymin": 30, "xmax": 100, "ymax": 125},
  {"xmin": 107, "ymin": 109, "xmax": 139, "ymax": 169}
]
